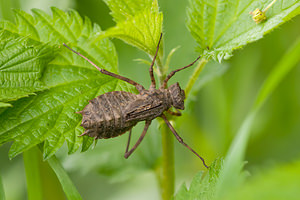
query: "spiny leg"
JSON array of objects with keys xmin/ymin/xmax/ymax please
[
  {"xmin": 63, "ymin": 43, "xmax": 145, "ymax": 92},
  {"xmin": 161, "ymin": 114, "xmax": 209, "ymax": 168},
  {"xmin": 149, "ymin": 33, "xmax": 163, "ymax": 89},
  {"xmin": 161, "ymin": 55, "xmax": 201, "ymax": 88},
  {"xmin": 125, "ymin": 129, "xmax": 132, "ymax": 154},
  {"xmin": 124, "ymin": 120, "xmax": 151, "ymax": 158}
]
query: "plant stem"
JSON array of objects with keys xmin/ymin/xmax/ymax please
[
  {"xmin": 185, "ymin": 58, "xmax": 208, "ymax": 97},
  {"xmin": 0, "ymin": 171, "xmax": 5, "ymax": 200},
  {"xmin": 157, "ymin": 53, "xmax": 208, "ymax": 199},
  {"xmin": 156, "ymin": 50, "xmax": 175, "ymax": 199},
  {"xmin": 0, "ymin": 0, "xmax": 13, "ymax": 20},
  {"xmin": 23, "ymin": 147, "xmax": 43, "ymax": 200},
  {"xmin": 161, "ymin": 122, "xmax": 175, "ymax": 200}
]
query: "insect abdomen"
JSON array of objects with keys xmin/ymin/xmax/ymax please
[{"xmin": 79, "ymin": 91, "xmax": 138, "ymax": 139}]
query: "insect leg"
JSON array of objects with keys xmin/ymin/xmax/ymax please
[
  {"xmin": 124, "ymin": 120, "xmax": 151, "ymax": 158},
  {"xmin": 167, "ymin": 109, "xmax": 182, "ymax": 116},
  {"xmin": 161, "ymin": 55, "xmax": 201, "ymax": 88},
  {"xmin": 63, "ymin": 43, "xmax": 145, "ymax": 92},
  {"xmin": 125, "ymin": 129, "xmax": 132, "ymax": 154},
  {"xmin": 161, "ymin": 114, "xmax": 209, "ymax": 168},
  {"xmin": 149, "ymin": 33, "xmax": 163, "ymax": 89}
]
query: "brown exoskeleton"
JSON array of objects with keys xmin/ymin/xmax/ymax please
[{"xmin": 63, "ymin": 34, "xmax": 208, "ymax": 168}]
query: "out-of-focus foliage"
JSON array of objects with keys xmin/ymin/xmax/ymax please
[
  {"xmin": 0, "ymin": 172, "xmax": 4, "ymax": 200},
  {"xmin": 225, "ymin": 161, "xmax": 300, "ymax": 200},
  {"xmin": 187, "ymin": 0, "xmax": 300, "ymax": 61}
]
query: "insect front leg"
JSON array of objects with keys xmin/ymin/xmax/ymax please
[
  {"xmin": 161, "ymin": 55, "xmax": 201, "ymax": 88},
  {"xmin": 124, "ymin": 120, "xmax": 151, "ymax": 158},
  {"xmin": 161, "ymin": 114, "xmax": 209, "ymax": 168},
  {"xmin": 63, "ymin": 43, "xmax": 145, "ymax": 93},
  {"xmin": 149, "ymin": 33, "xmax": 163, "ymax": 89},
  {"xmin": 167, "ymin": 109, "xmax": 182, "ymax": 116}
]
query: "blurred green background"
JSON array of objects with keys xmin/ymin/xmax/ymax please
[{"xmin": 0, "ymin": 0, "xmax": 299, "ymax": 199}]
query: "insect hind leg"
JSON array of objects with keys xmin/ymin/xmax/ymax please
[
  {"xmin": 124, "ymin": 121, "xmax": 151, "ymax": 158},
  {"xmin": 161, "ymin": 114, "xmax": 209, "ymax": 168}
]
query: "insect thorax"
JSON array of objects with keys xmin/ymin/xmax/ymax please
[{"xmin": 167, "ymin": 82, "xmax": 185, "ymax": 110}]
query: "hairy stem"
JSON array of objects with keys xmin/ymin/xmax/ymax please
[
  {"xmin": 161, "ymin": 122, "xmax": 175, "ymax": 200},
  {"xmin": 185, "ymin": 58, "xmax": 208, "ymax": 97},
  {"xmin": 23, "ymin": 147, "xmax": 43, "ymax": 200},
  {"xmin": 156, "ymin": 48, "xmax": 175, "ymax": 199},
  {"xmin": 156, "ymin": 51, "xmax": 208, "ymax": 199},
  {"xmin": 156, "ymin": 50, "xmax": 175, "ymax": 199}
]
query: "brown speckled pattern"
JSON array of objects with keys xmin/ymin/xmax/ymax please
[{"xmin": 78, "ymin": 87, "xmax": 176, "ymax": 139}]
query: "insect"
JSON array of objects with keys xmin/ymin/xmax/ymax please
[{"xmin": 63, "ymin": 34, "xmax": 208, "ymax": 168}]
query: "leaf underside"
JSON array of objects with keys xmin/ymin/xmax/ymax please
[
  {"xmin": 187, "ymin": 0, "xmax": 300, "ymax": 62},
  {"xmin": 0, "ymin": 8, "xmax": 135, "ymax": 159}
]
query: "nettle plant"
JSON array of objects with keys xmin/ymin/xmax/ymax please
[{"xmin": 0, "ymin": 0, "xmax": 299, "ymax": 199}]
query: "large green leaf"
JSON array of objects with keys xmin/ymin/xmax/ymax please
[
  {"xmin": 96, "ymin": 0, "xmax": 163, "ymax": 66},
  {"xmin": 187, "ymin": 0, "xmax": 300, "ymax": 62},
  {"xmin": 0, "ymin": 8, "xmax": 134, "ymax": 159},
  {"xmin": 0, "ymin": 30, "xmax": 56, "ymax": 102}
]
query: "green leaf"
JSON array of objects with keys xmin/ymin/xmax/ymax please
[
  {"xmin": 0, "ymin": 30, "xmax": 57, "ymax": 102},
  {"xmin": 47, "ymin": 154, "xmax": 82, "ymax": 200},
  {"xmin": 226, "ymin": 161, "xmax": 300, "ymax": 200},
  {"xmin": 174, "ymin": 158, "xmax": 223, "ymax": 200},
  {"xmin": 187, "ymin": 0, "xmax": 300, "ymax": 62},
  {"xmin": 96, "ymin": 0, "xmax": 163, "ymax": 65},
  {"xmin": 0, "ymin": 8, "xmax": 134, "ymax": 159},
  {"xmin": 215, "ymin": 35, "xmax": 300, "ymax": 198}
]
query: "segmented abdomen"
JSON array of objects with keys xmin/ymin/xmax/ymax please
[{"xmin": 79, "ymin": 91, "xmax": 138, "ymax": 139}]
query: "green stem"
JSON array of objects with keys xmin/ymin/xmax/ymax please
[
  {"xmin": 0, "ymin": 171, "xmax": 5, "ymax": 200},
  {"xmin": 0, "ymin": 0, "xmax": 13, "ymax": 20},
  {"xmin": 23, "ymin": 147, "xmax": 43, "ymax": 200},
  {"xmin": 161, "ymin": 122, "xmax": 175, "ymax": 200},
  {"xmin": 185, "ymin": 58, "xmax": 208, "ymax": 97},
  {"xmin": 157, "ymin": 53, "xmax": 208, "ymax": 200},
  {"xmin": 156, "ymin": 52, "xmax": 175, "ymax": 200}
]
